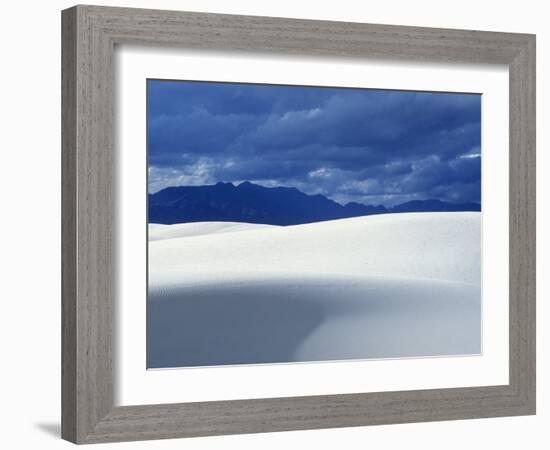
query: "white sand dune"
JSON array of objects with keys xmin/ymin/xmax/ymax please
[
  {"xmin": 148, "ymin": 212, "xmax": 481, "ymax": 368},
  {"xmin": 148, "ymin": 221, "xmax": 277, "ymax": 241}
]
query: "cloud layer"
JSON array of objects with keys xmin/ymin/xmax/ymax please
[{"xmin": 147, "ymin": 80, "xmax": 481, "ymax": 206}]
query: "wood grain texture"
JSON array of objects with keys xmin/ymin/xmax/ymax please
[
  {"xmin": 61, "ymin": 7, "xmax": 77, "ymax": 443},
  {"xmin": 61, "ymin": 4, "xmax": 536, "ymax": 444},
  {"xmin": 508, "ymin": 36, "xmax": 536, "ymax": 408}
]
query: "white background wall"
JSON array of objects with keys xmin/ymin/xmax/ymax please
[{"xmin": 0, "ymin": 0, "xmax": 546, "ymax": 448}]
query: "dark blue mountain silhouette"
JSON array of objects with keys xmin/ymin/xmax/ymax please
[{"xmin": 148, "ymin": 181, "xmax": 480, "ymax": 226}]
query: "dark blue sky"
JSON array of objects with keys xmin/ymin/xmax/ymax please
[{"xmin": 147, "ymin": 80, "xmax": 481, "ymax": 206}]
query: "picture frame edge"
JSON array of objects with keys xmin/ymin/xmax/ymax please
[{"xmin": 61, "ymin": 4, "xmax": 536, "ymax": 444}]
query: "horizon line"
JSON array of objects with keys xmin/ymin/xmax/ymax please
[{"xmin": 148, "ymin": 180, "xmax": 481, "ymax": 209}]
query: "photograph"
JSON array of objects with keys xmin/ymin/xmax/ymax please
[
  {"xmin": 146, "ymin": 80, "xmax": 482, "ymax": 369},
  {"xmin": 51, "ymin": 2, "xmax": 537, "ymax": 445}
]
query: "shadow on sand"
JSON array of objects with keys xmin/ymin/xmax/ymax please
[
  {"xmin": 148, "ymin": 281, "xmax": 325, "ymax": 368},
  {"xmin": 147, "ymin": 276, "xmax": 481, "ymax": 369}
]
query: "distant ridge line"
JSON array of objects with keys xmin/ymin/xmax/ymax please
[{"xmin": 149, "ymin": 181, "xmax": 481, "ymax": 226}]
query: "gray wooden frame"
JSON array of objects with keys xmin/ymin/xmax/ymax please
[{"xmin": 61, "ymin": 4, "xmax": 536, "ymax": 444}]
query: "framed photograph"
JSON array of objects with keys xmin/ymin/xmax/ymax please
[{"xmin": 62, "ymin": 5, "xmax": 536, "ymax": 444}]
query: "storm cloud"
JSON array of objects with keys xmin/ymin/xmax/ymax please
[{"xmin": 147, "ymin": 80, "xmax": 481, "ymax": 207}]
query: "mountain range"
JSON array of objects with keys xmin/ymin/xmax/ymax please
[{"xmin": 148, "ymin": 181, "xmax": 480, "ymax": 226}]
